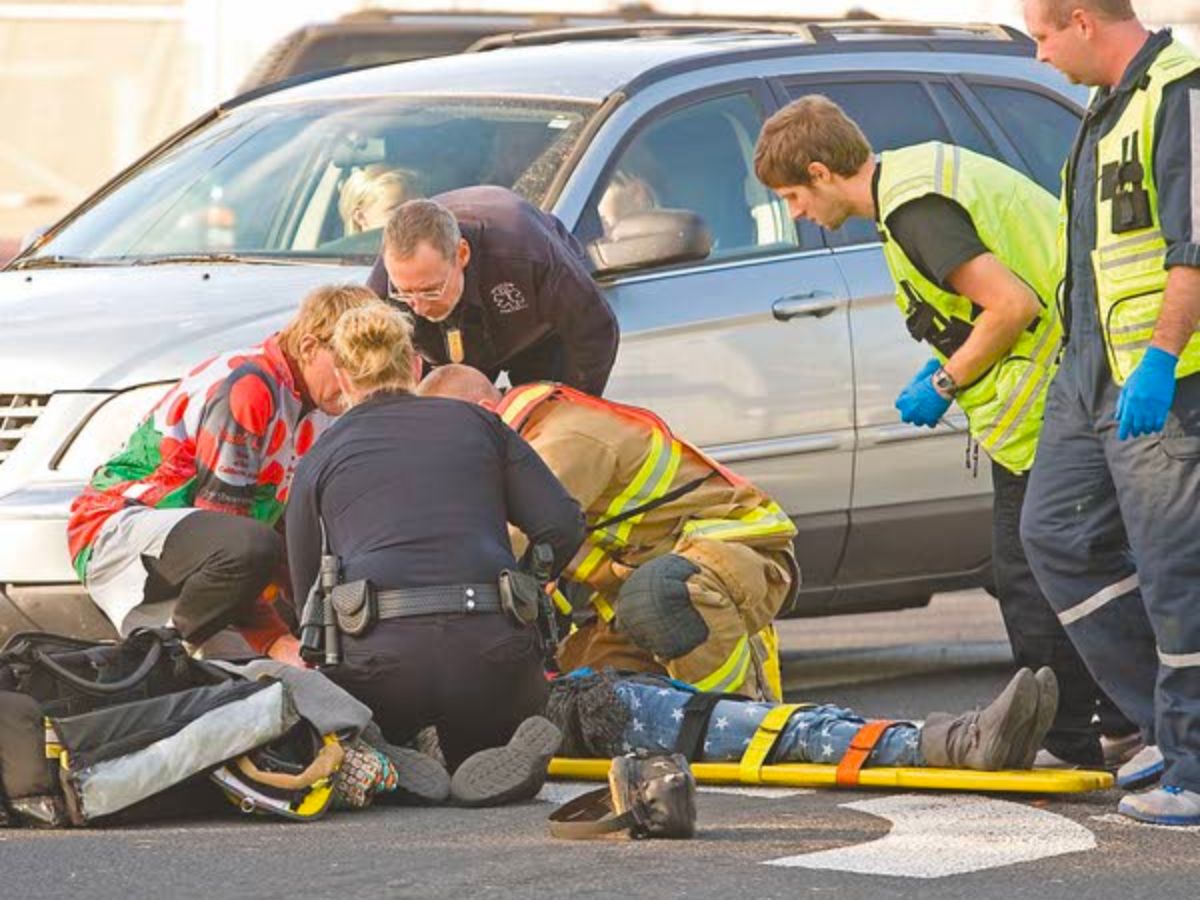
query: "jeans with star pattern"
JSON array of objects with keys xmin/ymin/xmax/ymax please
[{"xmin": 612, "ymin": 678, "xmax": 923, "ymax": 766}]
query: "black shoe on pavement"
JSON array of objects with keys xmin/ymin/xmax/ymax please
[{"xmin": 450, "ymin": 716, "xmax": 563, "ymax": 807}]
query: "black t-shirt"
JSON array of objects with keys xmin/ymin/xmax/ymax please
[
  {"xmin": 286, "ymin": 392, "xmax": 585, "ymax": 601},
  {"xmin": 883, "ymin": 194, "xmax": 990, "ymax": 291}
]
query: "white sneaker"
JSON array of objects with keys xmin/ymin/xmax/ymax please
[
  {"xmin": 1116, "ymin": 744, "xmax": 1164, "ymax": 789},
  {"xmin": 1118, "ymin": 785, "xmax": 1200, "ymax": 826}
]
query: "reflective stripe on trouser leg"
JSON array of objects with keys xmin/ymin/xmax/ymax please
[{"xmin": 1101, "ymin": 369, "xmax": 1200, "ymax": 790}]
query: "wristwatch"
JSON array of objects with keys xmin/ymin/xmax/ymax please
[{"xmin": 931, "ymin": 367, "xmax": 959, "ymax": 399}]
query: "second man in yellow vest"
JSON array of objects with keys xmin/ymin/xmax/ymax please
[{"xmin": 753, "ymin": 95, "xmax": 1124, "ymax": 766}]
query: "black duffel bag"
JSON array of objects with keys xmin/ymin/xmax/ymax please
[
  {"xmin": 0, "ymin": 627, "xmax": 229, "ymax": 718},
  {"xmin": 0, "ymin": 628, "xmax": 295, "ymax": 827}
]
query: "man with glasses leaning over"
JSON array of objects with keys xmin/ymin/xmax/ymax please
[{"xmin": 367, "ymin": 186, "xmax": 619, "ymax": 396}]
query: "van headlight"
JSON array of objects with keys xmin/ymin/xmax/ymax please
[{"xmin": 54, "ymin": 383, "xmax": 177, "ymax": 480}]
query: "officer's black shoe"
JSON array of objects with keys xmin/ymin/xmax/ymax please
[{"xmin": 450, "ymin": 716, "xmax": 563, "ymax": 807}]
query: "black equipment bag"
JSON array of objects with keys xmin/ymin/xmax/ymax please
[{"xmin": 0, "ymin": 629, "xmax": 295, "ymax": 827}]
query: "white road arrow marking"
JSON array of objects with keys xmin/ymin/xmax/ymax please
[{"xmin": 764, "ymin": 794, "xmax": 1095, "ymax": 879}]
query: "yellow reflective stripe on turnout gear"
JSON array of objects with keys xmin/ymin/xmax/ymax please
[
  {"xmin": 590, "ymin": 592, "xmax": 615, "ymax": 622},
  {"xmin": 693, "ymin": 635, "xmax": 751, "ymax": 693},
  {"xmin": 738, "ymin": 703, "xmax": 815, "ymax": 782},
  {"xmin": 591, "ymin": 427, "xmax": 682, "ymax": 551},
  {"xmin": 551, "ymin": 587, "xmax": 572, "ymax": 616},
  {"xmin": 682, "ymin": 502, "xmax": 796, "ymax": 543},
  {"xmin": 497, "ymin": 383, "xmax": 557, "ymax": 431}
]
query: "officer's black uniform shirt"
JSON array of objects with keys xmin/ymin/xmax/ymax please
[
  {"xmin": 1064, "ymin": 29, "xmax": 1200, "ymax": 345},
  {"xmin": 367, "ymin": 186, "xmax": 619, "ymax": 395},
  {"xmin": 285, "ymin": 391, "xmax": 585, "ymax": 602}
]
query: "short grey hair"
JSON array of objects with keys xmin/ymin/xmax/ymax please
[{"xmin": 383, "ymin": 199, "xmax": 461, "ymax": 260}]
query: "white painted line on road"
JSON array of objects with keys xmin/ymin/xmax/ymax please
[
  {"xmin": 763, "ymin": 794, "xmax": 1095, "ymax": 879},
  {"xmin": 538, "ymin": 782, "xmax": 598, "ymax": 805},
  {"xmin": 699, "ymin": 786, "xmax": 812, "ymax": 799},
  {"xmin": 1091, "ymin": 813, "xmax": 1200, "ymax": 833}
]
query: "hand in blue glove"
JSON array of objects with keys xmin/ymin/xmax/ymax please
[
  {"xmin": 895, "ymin": 366, "xmax": 952, "ymax": 428},
  {"xmin": 903, "ymin": 358, "xmax": 942, "ymax": 391},
  {"xmin": 1115, "ymin": 346, "xmax": 1177, "ymax": 440}
]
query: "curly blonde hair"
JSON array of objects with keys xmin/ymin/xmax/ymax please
[{"xmin": 331, "ymin": 305, "xmax": 417, "ymax": 396}]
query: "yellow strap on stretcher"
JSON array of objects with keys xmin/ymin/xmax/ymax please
[
  {"xmin": 738, "ymin": 703, "xmax": 811, "ymax": 783},
  {"xmin": 548, "ymin": 757, "xmax": 1112, "ymax": 795}
]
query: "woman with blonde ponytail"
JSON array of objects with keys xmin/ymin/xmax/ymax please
[{"xmin": 286, "ymin": 306, "xmax": 585, "ymax": 806}]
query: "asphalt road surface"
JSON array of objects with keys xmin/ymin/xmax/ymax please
[{"xmin": 4, "ymin": 592, "xmax": 1198, "ymax": 900}]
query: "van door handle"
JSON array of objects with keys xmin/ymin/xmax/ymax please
[{"xmin": 772, "ymin": 291, "xmax": 844, "ymax": 321}]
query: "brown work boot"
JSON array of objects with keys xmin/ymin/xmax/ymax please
[{"xmin": 919, "ymin": 668, "xmax": 1039, "ymax": 770}]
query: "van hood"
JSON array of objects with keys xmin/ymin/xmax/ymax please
[{"xmin": 0, "ymin": 263, "xmax": 370, "ymax": 393}]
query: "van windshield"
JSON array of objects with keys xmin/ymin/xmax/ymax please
[{"xmin": 27, "ymin": 95, "xmax": 593, "ymax": 264}]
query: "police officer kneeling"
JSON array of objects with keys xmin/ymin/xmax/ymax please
[{"xmin": 285, "ymin": 305, "xmax": 586, "ymax": 806}]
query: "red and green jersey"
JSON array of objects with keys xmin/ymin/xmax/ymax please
[{"xmin": 67, "ymin": 335, "xmax": 326, "ymax": 580}]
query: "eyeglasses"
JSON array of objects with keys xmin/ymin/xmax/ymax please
[{"xmin": 387, "ymin": 268, "xmax": 454, "ymax": 306}]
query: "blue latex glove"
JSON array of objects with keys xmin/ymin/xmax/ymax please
[
  {"xmin": 904, "ymin": 358, "xmax": 942, "ymax": 391},
  {"xmin": 1115, "ymin": 346, "xmax": 1178, "ymax": 440},
  {"xmin": 895, "ymin": 366, "xmax": 952, "ymax": 428}
]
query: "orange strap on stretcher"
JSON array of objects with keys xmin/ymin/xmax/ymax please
[{"xmin": 835, "ymin": 720, "xmax": 897, "ymax": 787}]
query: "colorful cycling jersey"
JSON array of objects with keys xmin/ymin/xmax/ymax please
[{"xmin": 67, "ymin": 335, "xmax": 326, "ymax": 580}]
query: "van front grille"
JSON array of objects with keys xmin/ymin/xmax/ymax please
[{"xmin": 0, "ymin": 394, "xmax": 50, "ymax": 465}]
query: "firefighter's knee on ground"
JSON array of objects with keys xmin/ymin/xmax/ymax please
[{"xmin": 616, "ymin": 554, "xmax": 709, "ymax": 660}]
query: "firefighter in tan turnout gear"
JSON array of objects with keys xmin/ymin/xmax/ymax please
[{"xmin": 418, "ymin": 365, "xmax": 798, "ymax": 701}]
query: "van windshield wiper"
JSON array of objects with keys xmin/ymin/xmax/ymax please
[
  {"xmin": 10, "ymin": 255, "xmax": 119, "ymax": 271},
  {"xmin": 130, "ymin": 253, "xmax": 321, "ymax": 267}
]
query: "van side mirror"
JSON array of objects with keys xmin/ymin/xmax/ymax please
[{"xmin": 588, "ymin": 209, "xmax": 712, "ymax": 276}]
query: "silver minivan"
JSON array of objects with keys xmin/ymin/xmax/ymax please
[{"xmin": 0, "ymin": 21, "xmax": 1086, "ymax": 639}]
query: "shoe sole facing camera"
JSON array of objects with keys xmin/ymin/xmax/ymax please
[
  {"xmin": 380, "ymin": 745, "xmax": 451, "ymax": 804},
  {"xmin": 450, "ymin": 716, "xmax": 563, "ymax": 808},
  {"xmin": 1010, "ymin": 666, "xmax": 1059, "ymax": 770}
]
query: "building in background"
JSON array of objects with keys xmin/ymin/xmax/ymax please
[{"xmin": 0, "ymin": 0, "xmax": 1196, "ymax": 258}]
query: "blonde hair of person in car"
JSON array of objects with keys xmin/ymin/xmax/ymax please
[
  {"xmin": 338, "ymin": 165, "xmax": 420, "ymax": 236},
  {"xmin": 597, "ymin": 170, "xmax": 659, "ymax": 236},
  {"xmin": 330, "ymin": 304, "xmax": 422, "ymax": 407}
]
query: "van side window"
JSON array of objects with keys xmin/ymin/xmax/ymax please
[
  {"xmin": 782, "ymin": 80, "xmax": 951, "ymax": 248},
  {"xmin": 581, "ymin": 91, "xmax": 806, "ymax": 261},
  {"xmin": 967, "ymin": 83, "xmax": 1079, "ymax": 193}
]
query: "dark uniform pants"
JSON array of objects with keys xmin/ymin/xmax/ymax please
[
  {"xmin": 1021, "ymin": 344, "xmax": 1200, "ymax": 791},
  {"xmin": 328, "ymin": 613, "xmax": 548, "ymax": 770},
  {"xmin": 992, "ymin": 461, "xmax": 1127, "ymax": 764}
]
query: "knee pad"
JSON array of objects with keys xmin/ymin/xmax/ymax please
[{"xmin": 616, "ymin": 554, "xmax": 708, "ymax": 661}]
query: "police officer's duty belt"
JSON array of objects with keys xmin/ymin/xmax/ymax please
[{"xmin": 375, "ymin": 584, "xmax": 501, "ymax": 618}]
